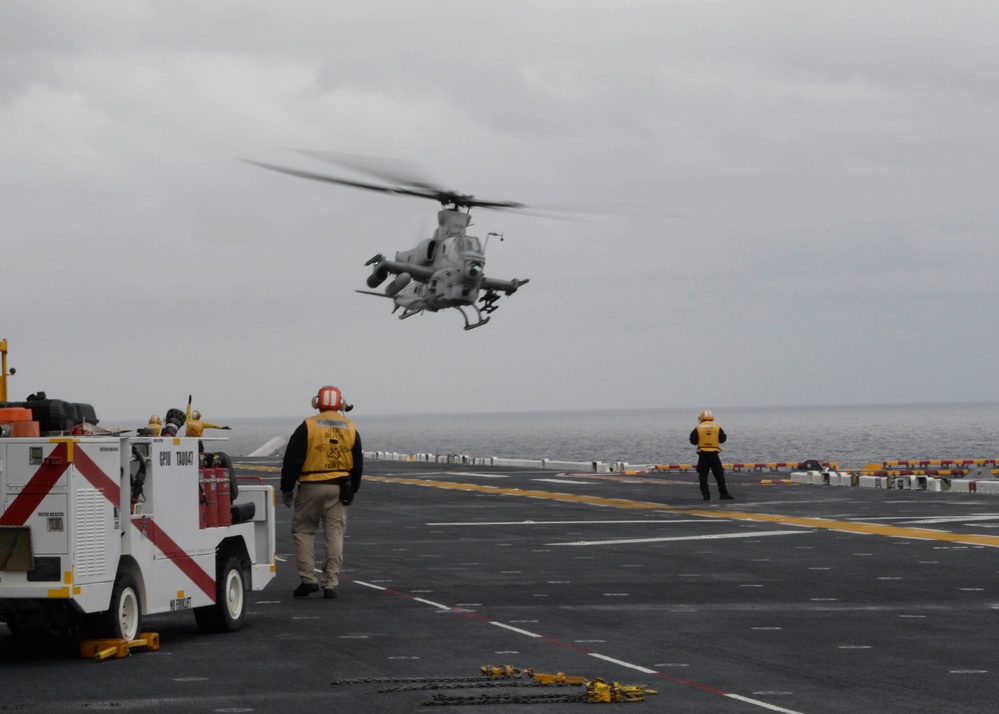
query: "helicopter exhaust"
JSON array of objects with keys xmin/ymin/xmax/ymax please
[{"xmin": 384, "ymin": 272, "xmax": 412, "ymax": 298}]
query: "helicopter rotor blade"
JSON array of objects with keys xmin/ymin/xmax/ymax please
[
  {"xmin": 301, "ymin": 150, "xmax": 529, "ymax": 210},
  {"xmin": 245, "ymin": 152, "xmax": 530, "ymax": 211},
  {"xmin": 295, "ymin": 150, "xmax": 445, "ymax": 193},
  {"xmin": 462, "ymin": 197, "xmax": 528, "ymax": 210},
  {"xmin": 242, "ymin": 159, "xmax": 439, "ymax": 201}
]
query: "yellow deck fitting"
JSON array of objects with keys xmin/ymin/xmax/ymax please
[
  {"xmin": 481, "ymin": 665, "xmax": 656, "ymax": 703},
  {"xmin": 80, "ymin": 632, "xmax": 160, "ymax": 661},
  {"xmin": 586, "ymin": 679, "xmax": 657, "ymax": 703},
  {"xmin": 480, "ymin": 664, "xmax": 526, "ymax": 678},
  {"xmin": 532, "ymin": 671, "xmax": 588, "ymax": 686}
]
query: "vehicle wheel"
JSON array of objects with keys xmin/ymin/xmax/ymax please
[
  {"xmin": 194, "ymin": 556, "xmax": 245, "ymax": 633},
  {"xmin": 94, "ymin": 572, "xmax": 142, "ymax": 640}
]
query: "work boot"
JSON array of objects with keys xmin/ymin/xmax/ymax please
[
  {"xmin": 324, "ymin": 588, "xmax": 337, "ymax": 600},
  {"xmin": 702, "ymin": 494, "xmax": 710, "ymax": 501},
  {"xmin": 293, "ymin": 582, "xmax": 319, "ymax": 598},
  {"xmin": 720, "ymin": 494, "xmax": 734, "ymax": 500}
]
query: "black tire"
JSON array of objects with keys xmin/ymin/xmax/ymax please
[
  {"xmin": 194, "ymin": 556, "xmax": 245, "ymax": 633},
  {"xmin": 93, "ymin": 572, "xmax": 142, "ymax": 640}
]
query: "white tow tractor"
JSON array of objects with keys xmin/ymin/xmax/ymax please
[{"xmin": 0, "ymin": 340, "xmax": 276, "ymax": 640}]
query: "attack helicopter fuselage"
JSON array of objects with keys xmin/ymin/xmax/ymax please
[
  {"xmin": 246, "ymin": 151, "xmax": 530, "ymax": 329},
  {"xmin": 363, "ymin": 208, "xmax": 527, "ymax": 329}
]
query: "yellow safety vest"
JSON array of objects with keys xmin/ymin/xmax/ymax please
[
  {"xmin": 184, "ymin": 419, "xmax": 223, "ymax": 437},
  {"xmin": 299, "ymin": 412, "xmax": 356, "ymax": 482},
  {"xmin": 695, "ymin": 421, "xmax": 722, "ymax": 453},
  {"xmin": 147, "ymin": 422, "xmax": 162, "ymax": 436}
]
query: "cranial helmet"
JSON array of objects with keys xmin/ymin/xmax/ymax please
[
  {"xmin": 149, "ymin": 415, "xmax": 161, "ymax": 425},
  {"xmin": 699, "ymin": 409, "xmax": 714, "ymax": 422},
  {"xmin": 312, "ymin": 385, "xmax": 343, "ymax": 412},
  {"xmin": 191, "ymin": 410, "xmax": 201, "ymax": 420}
]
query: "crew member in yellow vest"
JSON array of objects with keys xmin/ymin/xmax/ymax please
[
  {"xmin": 146, "ymin": 415, "xmax": 163, "ymax": 436},
  {"xmin": 184, "ymin": 408, "xmax": 231, "ymax": 453},
  {"xmin": 184, "ymin": 409, "xmax": 230, "ymax": 437},
  {"xmin": 689, "ymin": 409, "xmax": 733, "ymax": 501},
  {"xmin": 280, "ymin": 385, "xmax": 362, "ymax": 600}
]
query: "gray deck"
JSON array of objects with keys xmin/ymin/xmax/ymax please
[{"xmin": 3, "ymin": 458, "xmax": 999, "ymax": 713}]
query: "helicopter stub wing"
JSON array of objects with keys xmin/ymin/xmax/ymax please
[
  {"xmin": 357, "ymin": 285, "xmax": 428, "ymax": 320},
  {"xmin": 482, "ymin": 276, "xmax": 530, "ymax": 295},
  {"xmin": 375, "ymin": 259, "xmax": 435, "ymax": 283}
]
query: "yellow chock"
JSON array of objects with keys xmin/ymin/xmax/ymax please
[
  {"xmin": 131, "ymin": 632, "xmax": 160, "ymax": 652},
  {"xmin": 80, "ymin": 632, "xmax": 160, "ymax": 661},
  {"xmin": 80, "ymin": 639, "xmax": 129, "ymax": 661}
]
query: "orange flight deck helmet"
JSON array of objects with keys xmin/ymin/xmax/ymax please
[
  {"xmin": 312, "ymin": 385, "xmax": 343, "ymax": 412},
  {"xmin": 699, "ymin": 409, "xmax": 714, "ymax": 422}
]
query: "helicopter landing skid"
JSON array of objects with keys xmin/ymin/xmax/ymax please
[
  {"xmin": 458, "ymin": 289, "xmax": 507, "ymax": 329},
  {"xmin": 458, "ymin": 304, "xmax": 490, "ymax": 330}
]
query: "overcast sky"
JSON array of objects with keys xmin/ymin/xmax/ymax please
[{"xmin": 2, "ymin": 1, "xmax": 998, "ymax": 421}]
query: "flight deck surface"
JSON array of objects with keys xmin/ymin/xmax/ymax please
[{"xmin": 3, "ymin": 458, "xmax": 999, "ymax": 713}]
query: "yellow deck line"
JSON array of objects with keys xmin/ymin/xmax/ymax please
[
  {"xmin": 367, "ymin": 475, "xmax": 999, "ymax": 549},
  {"xmin": 234, "ymin": 464, "xmax": 999, "ymax": 548}
]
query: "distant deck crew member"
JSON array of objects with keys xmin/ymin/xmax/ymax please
[
  {"xmin": 184, "ymin": 410, "xmax": 230, "ymax": 438},
  {"xmin": 689, "ymin": 409, "xmax": 733, "ymax": 501},
  {"xmin": 146, "ymin": 414, "xmax": 162, "ymax": 436},
  {"xmin": 184, "ymin": 408, "xmax": 231, "ymax": 453},
  {"xmin": 281, "ymin": 385, "xmax": 363, "ymax": 600}
]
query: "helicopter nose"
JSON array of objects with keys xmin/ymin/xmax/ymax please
[{"xmin": 465, "ymin": 261, "xmax": 484, "ymax": 280}]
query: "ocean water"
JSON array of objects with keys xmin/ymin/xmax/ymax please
[{"xmin": 138, "ymin": 402, "xmax": 999, "ymax": 469}]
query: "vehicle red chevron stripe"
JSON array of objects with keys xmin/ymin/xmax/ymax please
[
  {"xmin": 0, "ymin": 442, "xmax": 71, "ymax": 526},
  {"xmin": 73, "ymin": 445, "xmax": 121, "ymax": 504},
  {"xmin": 131, "ymin": 516, "xmax": 216, "ymax": 600},
  {"xmin": 0, "ymin": 438, "xmax": 214, "ymax": 601}
]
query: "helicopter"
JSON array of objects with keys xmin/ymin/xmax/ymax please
[{"xmin": 247, "ymin": 151, "xmax": 530, "ymax": 330}]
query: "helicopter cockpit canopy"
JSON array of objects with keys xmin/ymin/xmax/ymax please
[{"xmin": 457, "ymin": 235, "xmax": 482, "ymax": 253}]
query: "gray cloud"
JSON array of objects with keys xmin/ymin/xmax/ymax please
[{"xmin": 2, "ymin": 0, "xmax": 997, "ymax": 421}]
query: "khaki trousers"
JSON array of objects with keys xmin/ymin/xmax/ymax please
[{"xmin": 292, "ymin": 481, "xmax": 348, "ymax": 588}]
